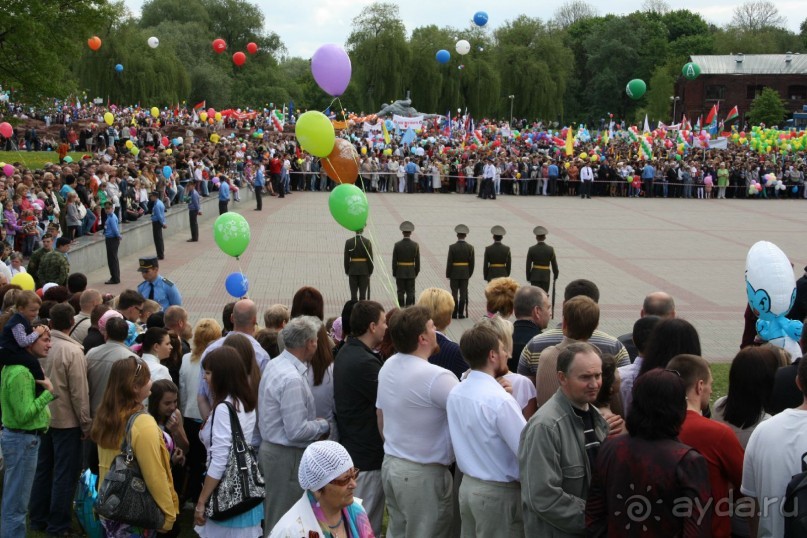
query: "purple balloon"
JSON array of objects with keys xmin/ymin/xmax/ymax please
[
  {"xmin": 311, "ymin": 44, "xmax": 352, "ymax": 97},
  {"xmin": 2, "ymin": 164, "xmax": 13, "ymax": 178}
]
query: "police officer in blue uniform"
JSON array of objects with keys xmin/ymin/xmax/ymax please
[{"xmin": 136, "ymin": 257, "xmax": 182, "ymax": 310}]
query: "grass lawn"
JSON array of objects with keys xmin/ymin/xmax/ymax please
[
  {"xmin": 711, "ymin": 362, "xmax": 730, "ymax": 404},
  {"xmin": 0, "ymin": 150, "xmax": 88, "ymax": 170}
]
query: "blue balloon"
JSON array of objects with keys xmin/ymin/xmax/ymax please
[
  {"xmin": 385, "ymin": 119, "xmax": 394, "ymax": 131},
  {"xmin": 162, "ymin": 165, "xmax": 172, "ymax": 178},
  {"xmin": 115, "ymin": 64, "xmax": 124, "ymax": 72},
  {"xmin": 225, "ymin": 272, "xmax": 249, "ymax": 298},
  {"xmin": 473, "ymin": 11, "xmax": 488, "ymax": 26},
  {"xmin": 794, "ymin": 186, "xmax": 799, "ymax": 193},
  {"xmin": 436, "ymin": 49, "xmax": 451, "ymax": 64}
]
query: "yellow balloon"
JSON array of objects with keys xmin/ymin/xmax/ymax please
[
  {"xmin": 579, "ymin": 152, "xmax": 588, "ymax": 160},
  {"xmin": 215, "ymin": 112, "xmax": 222, "ymax": 121},
  {"xmin": 200, "ymin": 112, "xmax": 208, "ymax": 122},
  {"xmin": 131, "ymin": 146, "xmax": 140, "ymax": 156},
  {"xmin": 361, "ymin": 147, "xmax": 367, "ymax": 155},
  {"xmin": 165, "ymin": 149, "xmax": 173, "ymax": 155},
  {"xmin": 11, "ymin": 272, "xmax": 35, "ymax": 291},
  {"xmin": 104, "ymin": 112, "xmax": 114, "ymax": 126},
  {"xmin": 150, "ymin": 107, "xmax": 159, "ymax": 118},
  {"xmin": 564, "ymin": 162, "xmax": 570, "ymax": 169},
  {"xmin": 210, "ymin": 133, "xmax": 220, "ymax": 143},
  {"xmin": 294, "ymin": 111, "xmax": 335, "ymax": 157},
  {"xmin": 125, "ymin": 140, "xmax": 133, "ymax": 149}
]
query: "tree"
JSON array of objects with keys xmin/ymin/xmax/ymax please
[
  {"xmin": 730, "ymin": 1, "xmax": 785, "ymax": 31},
  {"xmin": 346, "ymin": 3, "xmax": 410, "ymax": 113},
  {"xmin": 552, "ymin": 0, "xmax": 597, "ymax": 29},
  {"xmin": 644, "ymin": 65, "xmax": 675, "ymax": 121},
  {"xmin": 642, "ymin": 0, "xmax": 670, "ymax": 14},
  {"xmin": 801, "ymin": 18, "xmax": 807, "ymax": 48},
  {"xmin": 407, "ymin": 25, "xmax": 455, "ymax": 113},
  {"xmin": 747, "ymin": 87, "xmax": 787, "ymax": 126},
  {"xmin": 0, "ymin": 0, "xmax": 122, "ymax": 100}
]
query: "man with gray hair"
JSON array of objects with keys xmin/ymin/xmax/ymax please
[
  {"xmin": 256, "ymin": 316, "xmax": 330, "ymax": 533},
  {"xmin": 511, "ymin": 286, "xmax": 551, "ymax": 373},
  {"xmin": 70, "ymin": 289, "xmax": 102, "ymax": 344},
  {"xmin": 197, "ymin": 299, "xmax": 270, "ymax": 420},
  {"xmin": 618, "ymin": 291, "xmax": 675, "ymax": 362}
]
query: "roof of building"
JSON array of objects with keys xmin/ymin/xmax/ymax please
[{"xmin": 691, "ymin": 54, "xmax": 807, "ymax": 75}]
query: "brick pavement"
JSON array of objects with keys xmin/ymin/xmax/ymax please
[{"xmin": 81, "ymin": 192, "xmax": 807, "ymax": 362}]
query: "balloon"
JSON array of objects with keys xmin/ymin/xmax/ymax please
[
  {"xmin": 311, "ymin": 44, "xmax": 352, "ymax": 97},
  {"xmin": 87, "ymin": 36, "xmax": 102, "ymax": 51},
  {"xmin": 2, "ymin": 164, "xmax": 14, "ymax": 177},
  {"xmin": 383, "ymin": 148, "xmax": 392, "ymax": 156},
  {"xmin": 115, "ymin": 64, "xmax": 123, "ymax": 73},
  {"xmin": 103, "ymin": 112, "xmax": 114, "ymax": 126},
  {"xmin": 11, "ymin": 273, "xmax": 35, "ymax": 291},
  {"xmin": 360, "ymin": 146, "xmax": 367, "ymax": 155},
  {"xmin": 328, "ymin": 184, "xmax": 369, "ymax": 231},
  {"xmin": 212, "ymin": 38, "xmax": 226, "ymax": 54},
  {"xmin": 233, "ymin": 51, "xmax": 246, "ymax": 66},
  {"xmin": 161, "ymin": 136, "xmax": 169, "ymax": 147},
  {"xmin": 210, "ymin": 133, "xmax": 221, "ymax": 143},
  {"xmin": 163, "ymin": 165, "xmax": 172, "ymax": 178},
  {"xmin": 131, "ymin": 146, "xmax": 140, "ymax": 156},
  {"xmin": 63, "ymin": 156, "xmax": 73, "ymax": 163},
  {"xmin": 682, "ymin": 62, "xmax": 701, "ymax": 80},
  {"xmin": 150, "ymin": 106, "xmax": 159, "ymax": 118},
  {"xmin": 148, "ymin": 36, "xmax": 159, "ymax": 48},
  {"xmin": 246, "ymin": 42, "xmax": 258, "ymax": 54},
  {"xmin": 793, "ymin": 186, "xmax": 799, "ymax": 194},
  {"xmin": 295, "ymin": 111, "xmax": 335, "ymax": 157},
  {"xmin": 579, "ymin": 152, "xmax": 588, "ymax": 160},
  {"xmin": 125, "ymin": 140, "xmax": 133, "ymax": 149},
  {"xmin": 322, "ymin": 139, "xmax": 359, "ymax": 184},
  {"xmin": 215, "ymin": 112, "xmax": 222, "ymax": 122},
  {"xmin": 213, "ymin": 213, "xmax": 251, "ymax": 258},
  {"xmin": 199, "ymin": 112, "xmax": 208, "ymax": 122},
  {"xmin": 456, "ymin": 40, "xmax": 471, "ymax": 55},
  {"xmin": 473, "ymin": 11, "xmax": 489, "ymax": 26},
  {"xmin": 626, "ymin": 79, "xmax": 646, "ymax": 100},
  {"xmin": 225, "ymin": 272, "xmax": 249, "ymax": 298},
  {"xmin": 0, "ymin": 122, "xmax": 11, "ymax": 138},
  {"xmin": 165, "ymin": 149, "xmax": 172, "ymax": 155},
  {"xmin": 32, "ymin": 199, "xmax": 45, "ymax": 210},
  {"xmin": 436, "ymin": 50, "xmax": 451, "ymax": 64},
  {"xmin": 207, "ymin": 107, "xmax": 215, "ymax": 118}
]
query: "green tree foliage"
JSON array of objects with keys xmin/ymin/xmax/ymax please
[
  {"xmin": 644, "ymin": 65, "xmax": 675, "ymax": 121},
  {"xmin": 407, "ymin": 25, "xmax": 455, "ymax": 113},
  {"xmin": 346, "ymin": 3, "xmax": 410, "ymax": 114},
  {"xmin": 0, "ymin": 0, "xmax": 121, "ymax": 99},
  {"xmin": 747, "ymin": 87, "xmax": 787, "ymax": 126}
]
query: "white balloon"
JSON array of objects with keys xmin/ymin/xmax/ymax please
[
  {"xmin": 148, "ymin": 36, "xmax": 159, "ymax": 48},
  {"xmin": 455, "ymin": 40, "xmax": 471, "ymax": 56}
]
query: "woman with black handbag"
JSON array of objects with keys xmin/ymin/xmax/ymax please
[
  {"xmin": 92, "ymin": 356, "xmax": 180, "ymax": 537},
  {"xmin": 194, "ymin": 346, "xmax": 264, "ymax": 537}
]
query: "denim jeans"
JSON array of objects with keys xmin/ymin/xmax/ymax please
[
  {"xmin": 29, "ymin": 427, "xmax": 83, "ymax": 534},
  {"xmin": 200, "ymin": 179, "xmax": 210, "ymax": 197},
  {"xmin": 80, "ymin": 209, "xmax": 97, "ymax": 236},
  {"xmin": 0, "ymin": 430, "xmax": 41, "ymax": 538}
]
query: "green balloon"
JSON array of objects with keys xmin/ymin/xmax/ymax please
[
  {"xmin": 682, "ymin": 62, "xmax": 701, "ymax": 80},
  {"xmin": 213, "ymin": 213, "xmax": 251, "ymax": 258},
  {"xmin": 626, "ymin": 79, "xmax": 646, "ymax": 100},
  {"xmin": 329, "ymin": 184, "xmax": 369, "ymax": 231},
  {"xmin": 295, "ymin": 111, "xmax": 335, "ymax": 157},
  {"xmin": 63, "ymin": 156, "xmax": 73, "ymax": 163},
  {"xmin": 675, "ymin": 154, "xmax": 682, "ymax": 161}
]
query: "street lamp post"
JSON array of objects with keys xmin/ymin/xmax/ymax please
[
  {"xmin": 670, "ymin": 96, "xmax": 681, "ymax": 123},
  {"xmin": 508, "ymin": 95, "xmax": 515, "ymax": 126}
]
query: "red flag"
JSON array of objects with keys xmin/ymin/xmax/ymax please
[
  {"xmin": 193, "ymin": 100, "xmax": 206, "ymax": 111},
  {"xmin": 704, "ymin": 103, "xmax": 718, "ymax": 126},
  {"xmin": 724, "ymin": 105, "xmax": 739, "ymax": 123}
]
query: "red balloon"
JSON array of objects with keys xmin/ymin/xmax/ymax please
[
  {"xmin": 246, "ymin": 42, "xmax": 258, "ymax": 54},
  {"xmin": 212, "ymin": 38, "xmax": 227, "ymax": 54},
  {"xmin": 88, "ymin": 36, "xmax": 102, "ymax": 51},
  {"xmin": 161, "ymin": 137, "xmax": 169, "ymax": 147},
  {"xmin": 322, "ymin": 139, "xmax": 359, "ymax": 184},
  {"xmin": 233, "ymin": 51, "xmax": 246, "ymax": 66},
  {"xmin": 0, "ymin": 122, "xmax": 12, "ymax": 138}
]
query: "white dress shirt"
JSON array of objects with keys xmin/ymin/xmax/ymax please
[
  {"xmin": 376, "ymin": 352, "xmax": 458, "ymax": 465},
  {"xmin": 447, "ymin": 371, "xmax": 526, "ymax": 482},
  {"xmin": 618, "ymin": 356, "xmax": 643, "ymax": 417}
]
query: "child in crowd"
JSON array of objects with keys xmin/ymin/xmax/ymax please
[{"xmin": 0, "ymin": 290, "xmax": 47, "ymax": 392}]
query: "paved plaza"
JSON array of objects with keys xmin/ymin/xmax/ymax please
[{"xmin": 81, "ymin": 192, "xmax": 807, "ymax": 362}]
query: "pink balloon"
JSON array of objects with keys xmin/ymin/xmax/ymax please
[
  {"xmin": 33, "ymin": 199, "xmax": 45, "ymax": 210},
  {"xmin": 211, "ymin": 176, "xmax": 221, "ymax": 185},
  {"xmin": 207, "ymin": 108, "xmax": 215, "ymax": 118},
  {"xmin": 311, "ymin": 44, "xmax": 352, "ymax": 97},
  {"xmin": 0, "ymin": 122, "xmax": 12, "ymax": 138},
  {"xmin": 2, "ymin": 164, "xmax": 14, "ymax": 177}
]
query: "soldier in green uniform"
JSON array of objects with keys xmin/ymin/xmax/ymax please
[
  {"xmin": 391, "ymin": 221, "xmax": 420, "ymax": 306},
  {"xmin": 446, "ymin": 224, "xmax": 475, "ymax": 319},
  {"xmin": 37, "ymin": 237, "xmax": 71, "ymax": 287},
  {"xmin": 525, "ymin": 226, "xmax": 559, "ymax": 294},
  {"xmin": 344, "ymin": 228, "xmax": 373, "ymax": 301},
  {"xmin": 483, "ymin": 225, "xmax": 512, "ymax": 282}
]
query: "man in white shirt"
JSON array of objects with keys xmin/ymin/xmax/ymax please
[
  {"xmin": 377, "ymin": 306, "xmax": 459, "ymax": 538},
  {"xmin": 481, "ymin": 158, "xmax": 497, "ymax": 200},
  {"xmin": 741, "ymin": 358, "xmax": 807, "ymax": 538},
  {"xmin": 448, "ymin": 323, "xmax": 526, "ymax": 537},
  {"xmin": 580, "ymin": 162, "xmax": 594, "ymax": 199},
  {"xmin": 256, "ymin": 316, "xmax": 329, "ymax": 534}
]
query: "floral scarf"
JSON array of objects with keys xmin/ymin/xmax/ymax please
[{"xmin": 306, "ymin": 491, "xmax": 375, "ymax": 538}]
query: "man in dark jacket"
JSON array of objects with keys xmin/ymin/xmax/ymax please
[
  {"xmin": 526, "ymin": 226, "xmax": 559, "ymax": 294},
  {"xmin": 446, "ymin": 224, "xmax": 474, "ymax": 318},
  {"xmin": 344, "ymin": 229, "xmax": 373, "ymax": 301},
  {"xmin": 391, "ymin": 221, "xmax": 420, "ymax": 306},
  {"xmin": 483, "ymin": 225, "xmax": 511, "ymax": 282}
]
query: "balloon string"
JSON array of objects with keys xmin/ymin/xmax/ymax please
[{"xmin": 333, "ymin": 97, "xmax": 397, "ymax": 306}]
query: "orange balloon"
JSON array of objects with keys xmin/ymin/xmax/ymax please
[
  {"xmin": 322, "ymin": 139, "xmax": 359, "ymax": 184},
  {"xmin": 88, "ymin": 36, "xmax": 102, "ymax": 51}
]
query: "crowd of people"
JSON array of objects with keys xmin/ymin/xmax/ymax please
[{"xmin": 1, "ymin": 266, "xmax": 807, "ymax": 538}]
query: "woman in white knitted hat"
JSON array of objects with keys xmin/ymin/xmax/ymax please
[{"xmin": 270, "ymin": 441, "xmax": 375, "ymax": 538}]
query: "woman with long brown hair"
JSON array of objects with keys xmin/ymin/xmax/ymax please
[{"xmin": 92, "ymin": 357, "xmax": 179, "ymax": 536}]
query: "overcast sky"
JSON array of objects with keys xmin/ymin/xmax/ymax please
[{"xmin": 124, "ymin": 0, "xmax": 806, "ymax": 58}]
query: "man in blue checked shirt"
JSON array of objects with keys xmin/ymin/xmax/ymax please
[
  {"xmin": 149, "ymin": 191, "xmax": 166, "ymax": 260},
  {"xmin": 103, "ymin": 202, "xmax": 121, "ymax": 284}
]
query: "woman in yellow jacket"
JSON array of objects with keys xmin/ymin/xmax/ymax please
[{"xmin": 91, "ymin": 356, "xmax": 179, "ymax": 537}]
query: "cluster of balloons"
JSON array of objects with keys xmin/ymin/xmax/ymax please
[
  {"xmin": 0, "ymin": 122, "xmax": 12, "ymax": 138},
  {"xmin": 210, "ymin": 38, "xmax": 256, "ymax": 66},
  {"xmin": 739, "ymin": 126, "xmax": 807, "ymax": 154},
  {"xmin": 433, "ymin": 12, "xmax": 487, "ymax": 64}
]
